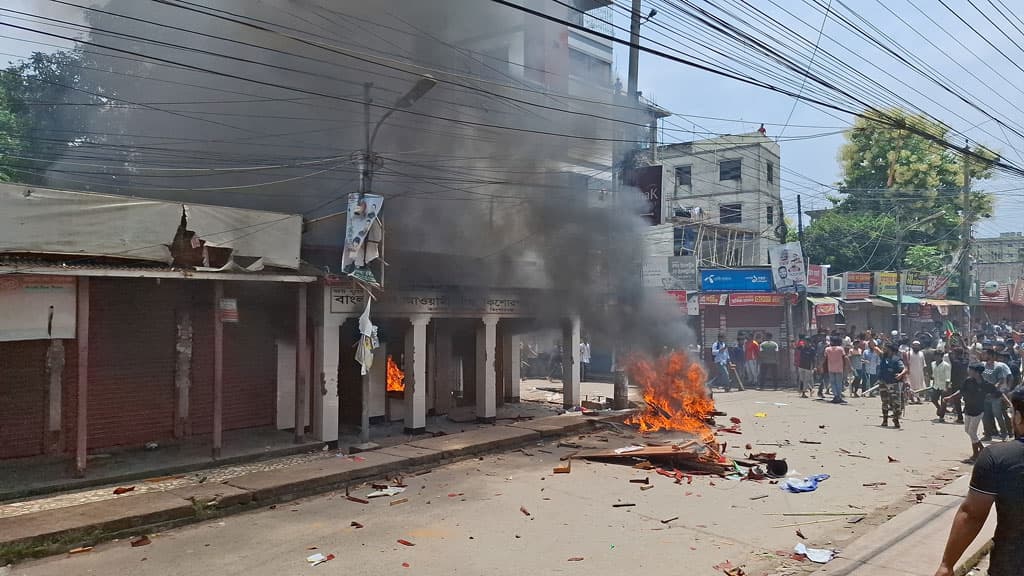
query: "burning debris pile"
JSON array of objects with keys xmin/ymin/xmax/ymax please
[{"xmin": 577, "ymin": 351, "xmax": 737, "ymax": 475}]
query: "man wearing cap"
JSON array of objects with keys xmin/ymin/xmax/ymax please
[
  {"xmin": 934, "ymin": 388, "xmax": 1024, "ymax": 576},
  {"xmin": 872, "ymin": 341, "xmax": 908, "ymax": 428},
  {"xmin": 907, "ymin": 340, "xmax": 928, "ymax": 397}
]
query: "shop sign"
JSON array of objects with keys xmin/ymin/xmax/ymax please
[
  {"xmin": 700, "ymin": 268, "xmax": 774, "ymax": 292},
  {"xmin": 843, "ymin": 272, "xmax": 872, "ymax": 299},
  {"xmin": 874, "ymin": 271, "xmax": 898, "ymax": 296},
  {"xmin": 729, "ymin": 293, "xmax": 785, "ymax": 306},
  {"xmin": 807, "ymin": 265, "xmax": 826, "ymax": 293},
  {"xmin": 218, "ymin": 298, "xmax": 239, "ymax": 323},
  {"xmin": 814, "ymin": 302, "xmax": 838, "ymax": 316}
]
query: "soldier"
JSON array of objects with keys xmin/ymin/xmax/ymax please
[{"xmin": 871, "ymin": 341, "xmax": 908, "ymax": 428}]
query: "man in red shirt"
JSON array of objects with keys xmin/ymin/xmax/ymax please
[{"xmin": 745, "ymin": 332, "xmax": 761, "ymax": 388}]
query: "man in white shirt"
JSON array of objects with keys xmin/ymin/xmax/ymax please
[
  {"xmin": 906, "ymin": 341, "xmax": 928, "ymax": 403},
  {"xmin": 579, "ymin": 339, "xmax": 591, "ymax": 382},
  {"xmin": 711, "ymin": 334, "xmax": 733, "ymax": 392},
  {"xmin": 931, "ymin": 353, "xmax": 952, "ymax": 422}
]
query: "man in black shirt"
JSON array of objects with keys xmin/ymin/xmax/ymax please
[
  {"xmin": 944, "ymin": 364, "xmax": 996, "ymax": 463},
  {"xmin": 934, "ymin": 388, "xmax": 1024, "ymax": 576}
]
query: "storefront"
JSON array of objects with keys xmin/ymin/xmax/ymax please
[{"xmin": 806, "ymin": 296, "xmax": 840, "ymax": 332}]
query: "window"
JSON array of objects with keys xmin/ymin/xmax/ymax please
[
  {"xmin": 766, "ymin": 205, "xmax": 774, "ymax": 225},
  {"xmin": 675, "ymin": 165, "xmax": 692, "ymax": 186},
  {"xmin": 720, "ymin": 158, "xmax": 742, "ymax": 181},
  {"xmin": 766, "ymin": 160, "xmax": 775, "ymax": 183},
  {"xmin": 720, "ymin": 203, "xmax": 742, "ymax": 224},
  {"xmin": 569, "ymin": 48, "xmax": 611, "ymax": 84}
]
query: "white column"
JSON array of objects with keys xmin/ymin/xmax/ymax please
[
  {"xmin": 313, "ymin": 288, "xmax": 342, "ymax": 444},
  {"xmin": 561, "ymin": 316, "xmax": 581, "ymax": 409},
  {"xmin": 503, "ymin": 333, "xmax": 521, "ymax": 402},
  {"xmin": 476, "ymin": 315, "xmax": 499, "ymax": 422},
  {"xmin": 406, "ymin": 316, "xmax": 430, "ymax": 433}
]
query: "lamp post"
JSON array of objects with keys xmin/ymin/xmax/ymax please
[{"xmin": 356, "ymin": 76, "xmax": 435, "ymax": 449}]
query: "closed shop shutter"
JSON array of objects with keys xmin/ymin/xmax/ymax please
[{"xmin": 0, "ymin": 340, "xmax": 47, "ymax": 458}]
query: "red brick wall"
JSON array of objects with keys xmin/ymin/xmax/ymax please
[
  {"xmin": 86, "ymin": 278, "xmax": 177, "ymax": 450},
  {"xmin": 0, "ymin": 340, "xmax": 47, "ymax": 458}
]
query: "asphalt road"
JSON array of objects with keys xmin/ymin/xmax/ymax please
[{"xmin": 10, "ymin": 390, "xmax": 976, "ymax": 576}]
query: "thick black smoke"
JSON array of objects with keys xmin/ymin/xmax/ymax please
[{"xmin": 40, "ymin": 0, "xmax": 692, "ymax": 350}]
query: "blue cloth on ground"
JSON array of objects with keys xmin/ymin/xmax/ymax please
[{"xmin": 779, "ymin": 473, "xmax": 830, "ymax": 493}]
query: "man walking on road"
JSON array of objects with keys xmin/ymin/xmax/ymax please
[
  {"xmin": 744, "ymin": 332, "xmax": 760, "ymax": 389},
  {"xmin": 759, "ymin": 333, "xmax": 780, "ymax": 389},
  {"xmin": 711, "ymin": 333, "xmax": 732, "ymax": 392},
  {"xmin": 981, "ymin": 349, "xmax": 1013, "ymax": 441},
  {"xmin": 934, "ymin": 388, "xmax": 1024, "ymax": 576}
]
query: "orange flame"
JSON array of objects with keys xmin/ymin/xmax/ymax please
[
  {"xmin": 624, "ymin": 351, "xmax": 715, "ymax": 442},
  {"xmin": 386, "ymin": 355, "xmax": 405, "ymax": 392}
]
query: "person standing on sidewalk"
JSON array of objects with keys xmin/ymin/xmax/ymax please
[
  {"xmin": 823, "ymin": 336, "xmax": 849, "ymax": 403},
  {"xmin": 931, "ymin": 353, "xmax": 952, "ymax": 422},
  {"xmin": 873, "ymin": 341, "xmax": 908, "ymax": 428},
  {"xmin": 934, "ymin": 388, "xmax": 1024, "ymax": 576}
]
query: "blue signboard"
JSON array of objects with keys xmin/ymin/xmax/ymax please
[{"xmin": 700, "ymin": 268, "xmax": 774, "ymax": 292}]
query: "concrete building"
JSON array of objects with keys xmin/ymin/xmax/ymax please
[
  {"xmin": 974, "ymin": 232, "xmax": 1024, "ymax": 264},
  {"xmin": 655, "ymin": 133, "xmax": 784, "ymax": 266}
]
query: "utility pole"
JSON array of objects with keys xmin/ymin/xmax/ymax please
[
  {"xmin": 796, "ymin": 195, "xmax": 807, "ymax": 333},
  {"xmin": 896, "ymin": 212, "xmax": 903, "ymax": 338},
  {"xmin": 627, "ymin": 0, "xmax": 642, "ymax": 103},
  {"xmin": 959, "ymin": 140, "xmax": 972, "ymax": 335},
  {"xmin": 613, "ymin": 0, "xmax": 644, "ymax": 412}
]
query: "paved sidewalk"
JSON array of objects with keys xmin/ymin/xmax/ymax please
[
  {"xmin": 0, "ymin": 411, "xmax": 617, "ymax": 563},
  {"xmin": 816, "ymin": 474, "xmax": 996, "ymax": 576}
]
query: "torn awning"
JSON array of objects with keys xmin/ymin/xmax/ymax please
[{"xmin": 0, "ymin": 183, "xmax": 302, "ymax": 269}]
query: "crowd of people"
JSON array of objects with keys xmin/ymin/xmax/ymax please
[{"xmin": 709, "ymin": 324, "xmax": 1024, "ymax": 449}]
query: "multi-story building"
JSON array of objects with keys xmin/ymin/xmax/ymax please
[
  {"xmin": 974, "ymin": 232, "xmax": 1024, "ymax": 264},
  {"xmin": 654, "ymin": 133, "xmax": 785, "ymax": 266}
]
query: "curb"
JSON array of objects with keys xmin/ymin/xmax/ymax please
[{"xmin": 0, "ymin": 414, "xmax": 622, "ymax": 564}]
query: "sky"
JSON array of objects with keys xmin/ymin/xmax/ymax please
[
  {"xmin": 2, "ymin": 0, "xmax": 1023, "ymax": 239},
  {"xmin": 611, "ymin": 0, "xmax": 1024, "ymax": 239}
]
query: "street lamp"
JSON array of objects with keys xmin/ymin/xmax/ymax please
[
  {"xmin": 358, "ymin": 75, "xmax": 437, "ymax": 198},
  {"xmin": 356, "ymin": 75, "xmax": 435, "ymax": 449}
]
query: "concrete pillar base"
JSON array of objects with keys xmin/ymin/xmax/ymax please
[
  {"xmin": 476, "ymin": 416, "xmax": 496, "ymax": 424},
  {"xmin": 403, "ymin": 426, "xmax": 427, "ymax": 435},
  {"xmin": 349, "ymin": 442, "xmax": 381, "ymax": 453},
  {"xmin": 506, "ymin": 396, "xmax": 521, "ymax": 403}
]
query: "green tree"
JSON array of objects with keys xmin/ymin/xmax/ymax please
[
  {"xmin": 902, "ymin": 245, "xmax": 944, "ymax": 274},
  {"xmin": 834, "ymin": 108, "xmax": 995, "ymax": 252},
  {"xmin": 801, "ymin": 211, "xmax": 902, "ymax": 273},
  {"xmin": 0, "ymin": 50, "xmax": 112, "ymax": 185}
]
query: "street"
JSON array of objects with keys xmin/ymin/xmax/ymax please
[{"xmin": 10, "ymin": 390, "xmax": 976, "ymax": 576}]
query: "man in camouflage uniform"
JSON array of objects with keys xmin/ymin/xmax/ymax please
[{"xmin": 873, "ymin": 341, "xmax": 908, "ymax": 428}]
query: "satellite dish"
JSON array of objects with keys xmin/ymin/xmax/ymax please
[{"xmin": 982, "ymin": 281, "xmax": 1000, "ymax": 296}]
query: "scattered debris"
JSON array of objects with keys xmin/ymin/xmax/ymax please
[
  {"xmin": 661, "ymin": 516, "xmax": 679, "ymax": 524},
  {"xmin": 113, "ymin": 486, "xmax": 136, "ymax": 495},
  {"xmin": 553, "ymin": 461, "xmax": 571, "ymax": 474},
  {"xmin": 848, "ymin": 516, "xmax": 865, "ymax": 524},
  {"xmin": 779, "ymin": 474, "xmax": 830, "ymax": 493},
  {"xmin": 795, "ymin": 529, "xmax": 806, "ymax": 539},
  {"xmin": 614, "ymin": 445, "xmax": 645, "ymax": 454},
  {"xmin": 793, "ymin": 543, "xmax": 836, "ymax": 564},
  {"xmin": 130, "ymin": 536, "xmax": 151, "ymax": 548},
  {"xmin": 350, "ymin": 522, "xmax": 364, "ymax": 529},
  {"xmin": 397, "ymin": 539, "xmax": 415, "ymax": 547},
  {"xmin": 517, "ymin": 448, "xmax": 534, "ymax": 456},
  {"xmin": 402, "ymin": 562, "xmax": 410, "ymax": 568},
  {"xmin": 520, "ymin": 506, "xmax": 531, "ymax": 517},
  {"xmin": 368, "ymin": 486, "xmax": 406, "ymax": 498},
  {"xmin": 799, "ymin": 440, "xmax": 822, "ymax": 445},
  {"xmin": 730, "ymin": 417, "xmax": 742, "ymax": 425},
  {"xmin": 754, "ymin": 412, "xmax": 767, "ymax": 418},
  {"xmin": 612, "ymin": 503, "xmax": 636, "ymax": 508},
  {"xmin": 750, "ymin": 495, "xmax": 768, "ymax": 500},
  {"xmin": 346, "ymin": 496, "xmax": 370, "ymax": 504},
  {"xmin": 773, "ymin": 518, "xmax": 845, "ymax": 528},
  {"xmin": 629, "ymin": 478, "xmax": 650, "ymax": 485},
  {"xmin": 390, "ymin": 498, "xmax": 408, "ymax": 506},
  {"xmin": 68, "ymin": 547, "xmax": 93, "ymax": 555},
  {"xmin": 640, "ymin": 485, "xmax": 654, "ymax": 491},
  {"xmin": 558, "ymin": 441, "xmax": 583, "ymax": 449},
  {"xmin": 306, "ymin": 553, "xmax": 336, "ymax": 566},
  {"xmin": 862, "ymin": 482, "xmax": 887, "ymax": 487},
  {"xmin": 567, "ymin": 557, "xmax": 585, "ymax": 562},
  {"xmin": 447, "ymin": 493, "xmax": 463, "ymax": 498},
  {"xmin": 888, "ymin": 456, "xmax": 900, "ymax": 463}
]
